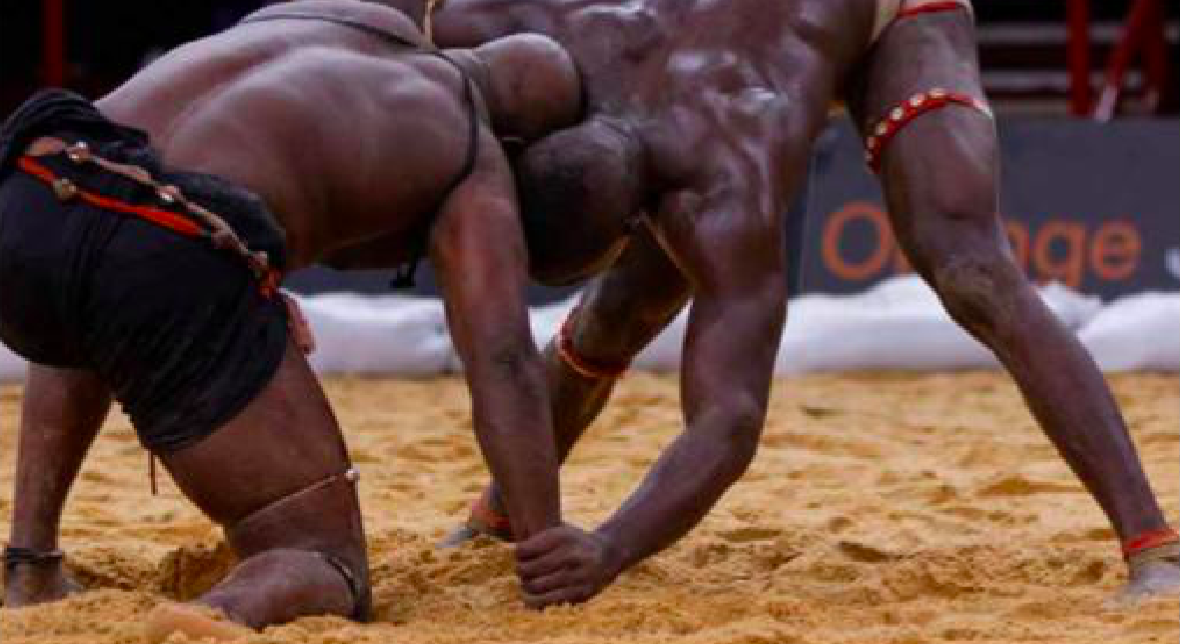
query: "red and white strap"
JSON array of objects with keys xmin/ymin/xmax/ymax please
[{"xmin": 863, "ymin": 87, "xmax": 992, "ymax": 173}]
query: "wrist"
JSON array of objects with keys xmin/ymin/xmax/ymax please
[{"xmin": 594, "ymin": 525, "xmax": 630, "ymax": 579}]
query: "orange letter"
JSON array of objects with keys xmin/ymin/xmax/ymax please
[
  {"xmin": 1091, "ymin": 220, "xmax": 1141, "ymax": 281},
  {"xmin": 822, "ymin": 202, "xmax": 893, "ymax": 281},
  {"xmin": 1004, "ymin": 219, "xmax": 1030, "ymax": 275},
  {"xmin": 1033, "ymin": 220, "xmax": 1087, "ymax": 288}
]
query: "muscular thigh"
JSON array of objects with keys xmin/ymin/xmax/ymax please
[
  {"xmin": 161, "ymin": 341, "xmax": 351, "ymax": 526},
  {"xmin": 850, "ymin": 11, "xmax": 984, "ymax": 123},
  {"xmin": 845, "ymin": 10, "xmax": 1005, "ymax": 273}
]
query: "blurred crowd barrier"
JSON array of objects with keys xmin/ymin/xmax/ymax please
[{"xmin": 2, "ymin": 275, "xmax": 1174, "ymax": 381}]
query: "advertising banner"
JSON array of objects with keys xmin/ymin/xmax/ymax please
[
  {"xmin": 288, "ymin": 118, "xmax": 1180, "ymax": 301},
  {"xmin": 804, "ymin": 118, "xmax": 1180, "ymax": 299}
]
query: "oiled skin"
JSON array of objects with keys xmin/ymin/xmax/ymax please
[
  {"xmin": 410, "ymin": 0, "xmax": 1178, "ymax": 607},
  {"xmin": 3, "ymin": 0, "xmax": 579, "ymax": 620}
]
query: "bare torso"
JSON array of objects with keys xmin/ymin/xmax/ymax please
[
  {"xmin": 97, "ymin": 0, "xmax": 476, "ymax": 268},
  {"xmin": 435, "ymin": 0, "xmax": 877, "ymax": 196}
]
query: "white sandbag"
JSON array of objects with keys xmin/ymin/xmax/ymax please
[
  {"xmin": 776, "ymin": 286, "xmax": 994, "ymax": 374},
  {"xmin": 633, "ymin": 275, "xmax": 1102, "ymax": 375},
  {"xmin": 1079, "ymin": 292, "xmax": 1180, "ymax": 372},
  {"xmin": 1037, "ymin": 281, "xmax": 1104, "ymax": 330},
  {"xmin": 776, "ymin": 276, "xmax": 1102, "ymax": 373},
  {"xmin": 296, "ymin": 293, "xmax": 454, "ymax": 376},
  {"xmin": 0, "ymin": 278, "xmax": 1145, "ymax": 383},
  {"xmin": 529, "ymin": 297, "xmax": 578, "ymax": 347},
  {"xmin": 0, "ymin": 343, "xmax": 26, "ymax": 382}
]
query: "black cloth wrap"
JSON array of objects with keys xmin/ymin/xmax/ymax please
[{"xmin": 0, "ymin": 89, "xmax": 289, "ymax": 454}]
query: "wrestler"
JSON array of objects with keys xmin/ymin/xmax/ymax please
[
  {"xmin": 406, "ymin": 0, "xmax": 1180, "ymax": 606},
  {"xmin": 0, "ymin": 0, "xmax": 581, "ymax": 636}
]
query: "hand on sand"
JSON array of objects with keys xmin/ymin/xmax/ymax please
[
  {"xmin": 515, "ymin": 524, "xmax": 623, "ymax": 609},
  {"xmin": 2, "ymin": 560, "xmax": 83, "ymax": 608},
  {"xmin": 1110, "ymin": 557, "xmax": 1180, "ymax": 607}
]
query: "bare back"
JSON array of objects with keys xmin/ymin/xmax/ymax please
[{"xmin": 97, "ymin": 0, "xmax": 476, "ymax": 268}]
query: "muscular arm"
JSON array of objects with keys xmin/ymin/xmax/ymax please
[
  {"xmin": 597, "ymin": 192, "xmax": 787, "ymax": 567},
  {"xmin": 516, "ymin": 188, "xmax": 790, "ymax": 606},
  {"xmin": 4, "ymin": 365, "xmax": 110, "ymax": 607},
  {"xmin": 429, "ymin": 131, "xmax": 561, "ymax": 540}
]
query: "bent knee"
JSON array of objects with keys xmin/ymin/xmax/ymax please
[{"xmin": 928, "ymin": 252, "xmax": 1027, "ymax": 333}]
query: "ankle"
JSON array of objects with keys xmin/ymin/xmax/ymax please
[{"xmin": 1123, "ymin": 526, "xmax": 1179, "ymax": 562}]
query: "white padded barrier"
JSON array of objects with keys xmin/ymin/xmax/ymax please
[
  {"xmin": 626, "ymin": 276, "xmax": 1105, "ymax": 374},
  {"xmin": 0, "ymin": 277, "xmax": 1173, "ymax": 382},
  {"xmin": 299, "ymin": 293, "xmax": 453, "ymax": 376},
  {"xmin": 1079, "ymin": 292, "xmax": 1180, "ymax": 372}
]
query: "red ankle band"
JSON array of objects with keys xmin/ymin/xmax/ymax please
[
  {"xmin": 471, "ymin": 497, "xmax": 511, "ymax": 533},
  {"xmin": 1122, "ymin": 527, "xmax": 1180, "ymax": 558}
]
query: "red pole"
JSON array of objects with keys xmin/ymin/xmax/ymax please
[
  {"xmin": 42, "ymin": 0, "xmax": 67, "ymax": 86},
  {"xmin": 1139, "ymin": 0, "xmax": 1170, "ymax": 113},
  {"xmin": 1095, "ymin": 0, "xmax": 1153, "ymax": 121},
  {"xmin": 1067, "ymin": 0, "xmax": 1092, "ymax": 116}
]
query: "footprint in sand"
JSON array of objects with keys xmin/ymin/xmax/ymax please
[
  {"xmin": 978, "ymin": 474, "xmax": 1082, "ymax": 497},
  {"xmin": 837, "ymin": 540, "xmax": 903, "ymax": 564},
  {"xmin": 717, "ymin": 527, "xmax": 783, "ymax": 543}
]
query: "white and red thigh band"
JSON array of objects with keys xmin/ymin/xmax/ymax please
[
  {"xmin": 863, "ymin": 88, "xmax": 993, "ymax": 173},
  {"xmin": 872, "ymin": 0, "xmax": 974, "ymax": 43}
]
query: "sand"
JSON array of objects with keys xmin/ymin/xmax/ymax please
[{"xmin": 1, "ymin": 371, "xmax": 1177, "ymax": 644}]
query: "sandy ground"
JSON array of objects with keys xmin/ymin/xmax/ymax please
[{"xmin": 0, "ymin": 371, "xmax": 1177, "ymax": 644}]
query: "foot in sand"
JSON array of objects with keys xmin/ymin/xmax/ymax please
[
  {"xmin": 144, "ymin": 602, "xmax": 253, "ymax": 644},
  {"xmin": 1111, "ymin": 557, "xmax": 1180, "ymax": 607}
]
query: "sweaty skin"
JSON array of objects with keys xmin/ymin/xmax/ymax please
[
  {"xmin": 3, "ymin": 0, "xmax": 581, "ymax": 626},
  {"xmin": 392, "ymin": 0, "xmax": 1177, "ymax": 607}
]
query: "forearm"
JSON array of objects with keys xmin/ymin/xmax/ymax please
[
  {"xmin": 596, "ymin": 409, "xmax": 758, "ymax": 572},
  {"xmin": 9, "ymin": 366, "xmax": 110, "ymax": 549},
  {"xmin": 466, "ymin": 345, "xmax": 561, "ymax": 539}
]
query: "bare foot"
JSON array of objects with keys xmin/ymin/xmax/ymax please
[
  {"xmin": 3, "ymin": 561, "xmax": 83, "ymax": 608},
  {"xmin": 144, "ymin": 602, "xmax": 253, "ymax": 644},
  {"xmin": 440, "ymin": 490, "xmax": 512, "ymax": 547},
  {"xmin": 1110, "ymin": 551, "xmax": 1180, "ymax": 607}
]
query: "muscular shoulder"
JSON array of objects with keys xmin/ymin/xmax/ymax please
[{"xmin": 641, "ymin": 87, "xmax": 794, "ymax": 190}]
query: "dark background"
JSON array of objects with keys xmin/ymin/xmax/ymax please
[
  {"xmin": 2, "ymin": 1, "xmax": 1178, "ymax": 299},
  {"xmin": 3, "ymin": 1, "xmax": 1179, "ymax": 115}
]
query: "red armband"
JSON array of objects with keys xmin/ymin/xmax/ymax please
[{"xmin": 556, "ymin": 307, "xmax": 630, "ymax": 380}]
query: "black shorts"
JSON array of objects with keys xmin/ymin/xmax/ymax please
[{"xmin": 0, "ymin": 129, "xmax": 289, "ymax": 453}]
